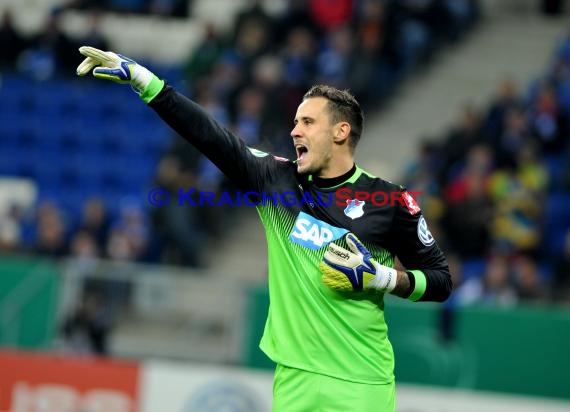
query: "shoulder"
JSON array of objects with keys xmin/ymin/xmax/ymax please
[
  {"xmin": 355, "ymin": 166, "xmax": 406, "ymax": 194},
  {"xmin": 248, "ymin": 148, "xmax": 294, "ymax": 165},
  {"xmin": 247, "ymin": 148, "xmax": 298, "ymax": 182},
  {"xmin": 356, "ymin": 168, "xmax": 422, "ymax": 216}
]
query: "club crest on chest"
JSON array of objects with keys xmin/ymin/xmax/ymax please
[{"xmin": 344, "ymin": 199, "xmax": 365, "ymax": 220}]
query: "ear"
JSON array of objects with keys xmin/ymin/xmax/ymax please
[{"xmin": 333, "ymin": 122, "xmax": 351, "ymax": 144}]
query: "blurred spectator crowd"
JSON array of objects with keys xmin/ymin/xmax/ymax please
[
  {"xmin": 8, "ymin": 0, "xmax": 570, "ymax": 315},
  {"xmin": 403, "ymin": 37, "xmax": 570, "ymax": 307},
  {"xmin": 65, "ymin": 0, "xmax": 190, "ymax": 18},
  {"xmin": 157, "ymin": 0, "xmax": 481, "ymax": 271},
  {"xmin": 0, "ymin": 0, "xmax": 481, "ymax": 271}
]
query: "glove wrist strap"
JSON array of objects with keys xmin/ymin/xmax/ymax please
[
  {"xmin": 407, "ymin": 270, "xmax": 427, "ymax": 301},
  {"xmin": 367, "ymin": 265, "xmax": 397, "ymax": 292},
  {"xmin": 139, "ymin": 75, "xmax": 165, "ymax": 104},
  {"xmin": 130, "ymin": 64, "xmax": 153, "ymax": 91}
]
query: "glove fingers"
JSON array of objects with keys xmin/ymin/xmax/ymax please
[
  {"xmin": 345, "ymin": 233, "xmax": 370, "ymax": 257},
  {"xmin": 76, "ymin": 56, "xmax": 98, "ymax": 76},
  {"xmin": 79, "ymin": 46, "xmax": 115, "ymax": 66},
  {"xmin": 78, "ymin": 46, "xmax": 105, "ymax": 60}
]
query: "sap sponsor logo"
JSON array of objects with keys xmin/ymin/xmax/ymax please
[
  {"xmin": 343, "ymin": 198, "xmax": 365, "ymax": 219},
  {"xmin": 184, "ymin": 381, "xmax": 262, "ymax": 412},
  {"xmin": 289, "ymin": 212, "xmax": 348, "ymax": 250},
  {"xmin": 417, "ymin": 216, "xmax": 435, "ymax": 246}
]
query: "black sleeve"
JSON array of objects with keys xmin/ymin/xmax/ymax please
[
  {"xmin": 148, "ymin": 84, "xmax": 287, "ymax": 192},
  {"xmin": 389, "ymin": 191, "xmax": 452, "ymax": 302}
]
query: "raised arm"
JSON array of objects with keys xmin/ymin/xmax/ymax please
[{"xmin": 76, "ymin": 46, "xmax": 283, "ymax": 192}]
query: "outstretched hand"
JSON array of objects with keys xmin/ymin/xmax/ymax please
[{"xmin": 76, "ymin": 46, "xmax": 154, "ymax": 92}]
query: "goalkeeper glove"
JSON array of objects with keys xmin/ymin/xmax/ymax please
[
  {"xmin": 320, "ymin": 233, "xmax": 397, "ymax": 292},
  {"xmin": 76, "ymin": 46, "xmax": 163, "ymax": 99}
]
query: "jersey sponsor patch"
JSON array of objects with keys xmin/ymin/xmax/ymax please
[
  {"xmin": 289, "ymin": 212, "xmax": 349, "ymax": 250},
  {"xmin": 402, "ymin": 191, "xmax": 421, "ymax": 215},
  {"xmin": 417, "ymin": 216, "xmax": 435, "ymax": 246},
  {"xmin": 344, "ymin": 199, "xmax": 365, "ymax": 220}
]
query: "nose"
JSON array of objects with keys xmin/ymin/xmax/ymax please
[{"xmin": 291, "ymin": 124, "xmax": 301, "ymax": 139}]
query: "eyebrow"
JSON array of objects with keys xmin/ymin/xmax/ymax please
[{"xmin": 293, "ymin": 116, "xmax": 314, "ymax": 124}]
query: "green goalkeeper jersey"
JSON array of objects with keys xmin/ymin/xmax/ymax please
[
  {"xmin": 149, "ymin": 86, "xmax": 452, "ymax": 384},
  {"xmin": 259, "ymin": 198, "xmax": 396, "ymax": 383}
]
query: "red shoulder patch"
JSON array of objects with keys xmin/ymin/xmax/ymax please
[{"xmin": 402, "ymin": 191, "xmax": 421, "ymax": 215}]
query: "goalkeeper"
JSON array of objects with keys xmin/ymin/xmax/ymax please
[{"xmin": 76, "ymin": 47, "xmax": 452, "ymax": 412}]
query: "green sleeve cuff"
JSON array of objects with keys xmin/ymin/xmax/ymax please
[
  {"xmin": 408, "ymin": 270, "xmax": 427, "ymax": 301},
  {"xmin": 140, "ymin": 75, "xmax": 165, "ymax": 104}
]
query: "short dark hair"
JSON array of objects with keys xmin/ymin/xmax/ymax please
[{"xmin": 303, "ymin": 85, "xmax": 364, "ymax": 149}]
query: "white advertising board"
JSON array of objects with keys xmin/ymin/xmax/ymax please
[
  {"xmin": 140, "ymin": 361, "xmax": 273, "ymax": 412},
  {"xmin": 139, "ymin": 361, "xmax": 570, "ymax": 412}
]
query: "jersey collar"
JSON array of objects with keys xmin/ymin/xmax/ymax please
[{"xmin": 310, "ymin": 164, "xmax": 361, "ymax": 190}]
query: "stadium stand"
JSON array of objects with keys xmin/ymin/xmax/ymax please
[
  {"xmin": 0, "ymin": 0, "xmax": 481, "ymax": 268},
  {"xmin": 2, "ymin": 1, "xmax": 569, "ymax": 307}
]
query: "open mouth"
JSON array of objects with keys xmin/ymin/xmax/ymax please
[{"xmin": 295, "ymin": 145, "xmax": 308, "ymax": 162}]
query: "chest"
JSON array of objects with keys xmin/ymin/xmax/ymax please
[{"xmin": 270, "ymin": 180, "xmax": 395, "ymax": 248}]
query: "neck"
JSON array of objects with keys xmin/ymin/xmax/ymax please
[{"xmin": 317, "ymin": 155, "xmax": 355, "ymax": 179}]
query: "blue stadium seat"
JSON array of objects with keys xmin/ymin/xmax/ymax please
[
  {"xmin": 60, "ymin": 189, "xmax": 89, "ymax": 222},
  {"xmin": 543, "ymin": 154, "xmax": 565, "ymax": 192},
  {"xmin": 0, "ymin": 73, "xmax": 34, "ymax": 109},
  {"xmin": 0, "ymin": 109, "xmax": 32, "ymax": 138},
  {"xmin": 461, "ymin": 258, "xmax": 486, "ymax": 280},
  {"xmin": 543, "ymin": 193, "xmax": 570, "ymax": 257},
  {"xmin": 71, "ymin": 115, "xmax": 108, "ymax": 151},
  {"xmin": 538, "ymin": 262, "xmax": 553, "ymax": 280},
  {"xmin": 0, "ymin": 149, "xmax": 20, "ymax": 175},
  {"xmin": 1, "ymin": 72, "xmax": 167, "ymax": 223},
  {"xmin": 0, "ymin": 121, "xmax": 21, "ymax": 152},
  {"xmin": 556, "ymin": 81, "xmax": 570, "ymax": 116}
]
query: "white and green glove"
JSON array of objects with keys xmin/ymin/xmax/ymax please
[
  {"xmin": 320, "ymin": 233, "xmax": 397, "ymax": 292},
  {"xmin": 76, "ymin": 46, "xmax": 164, "ymax": 102}
]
